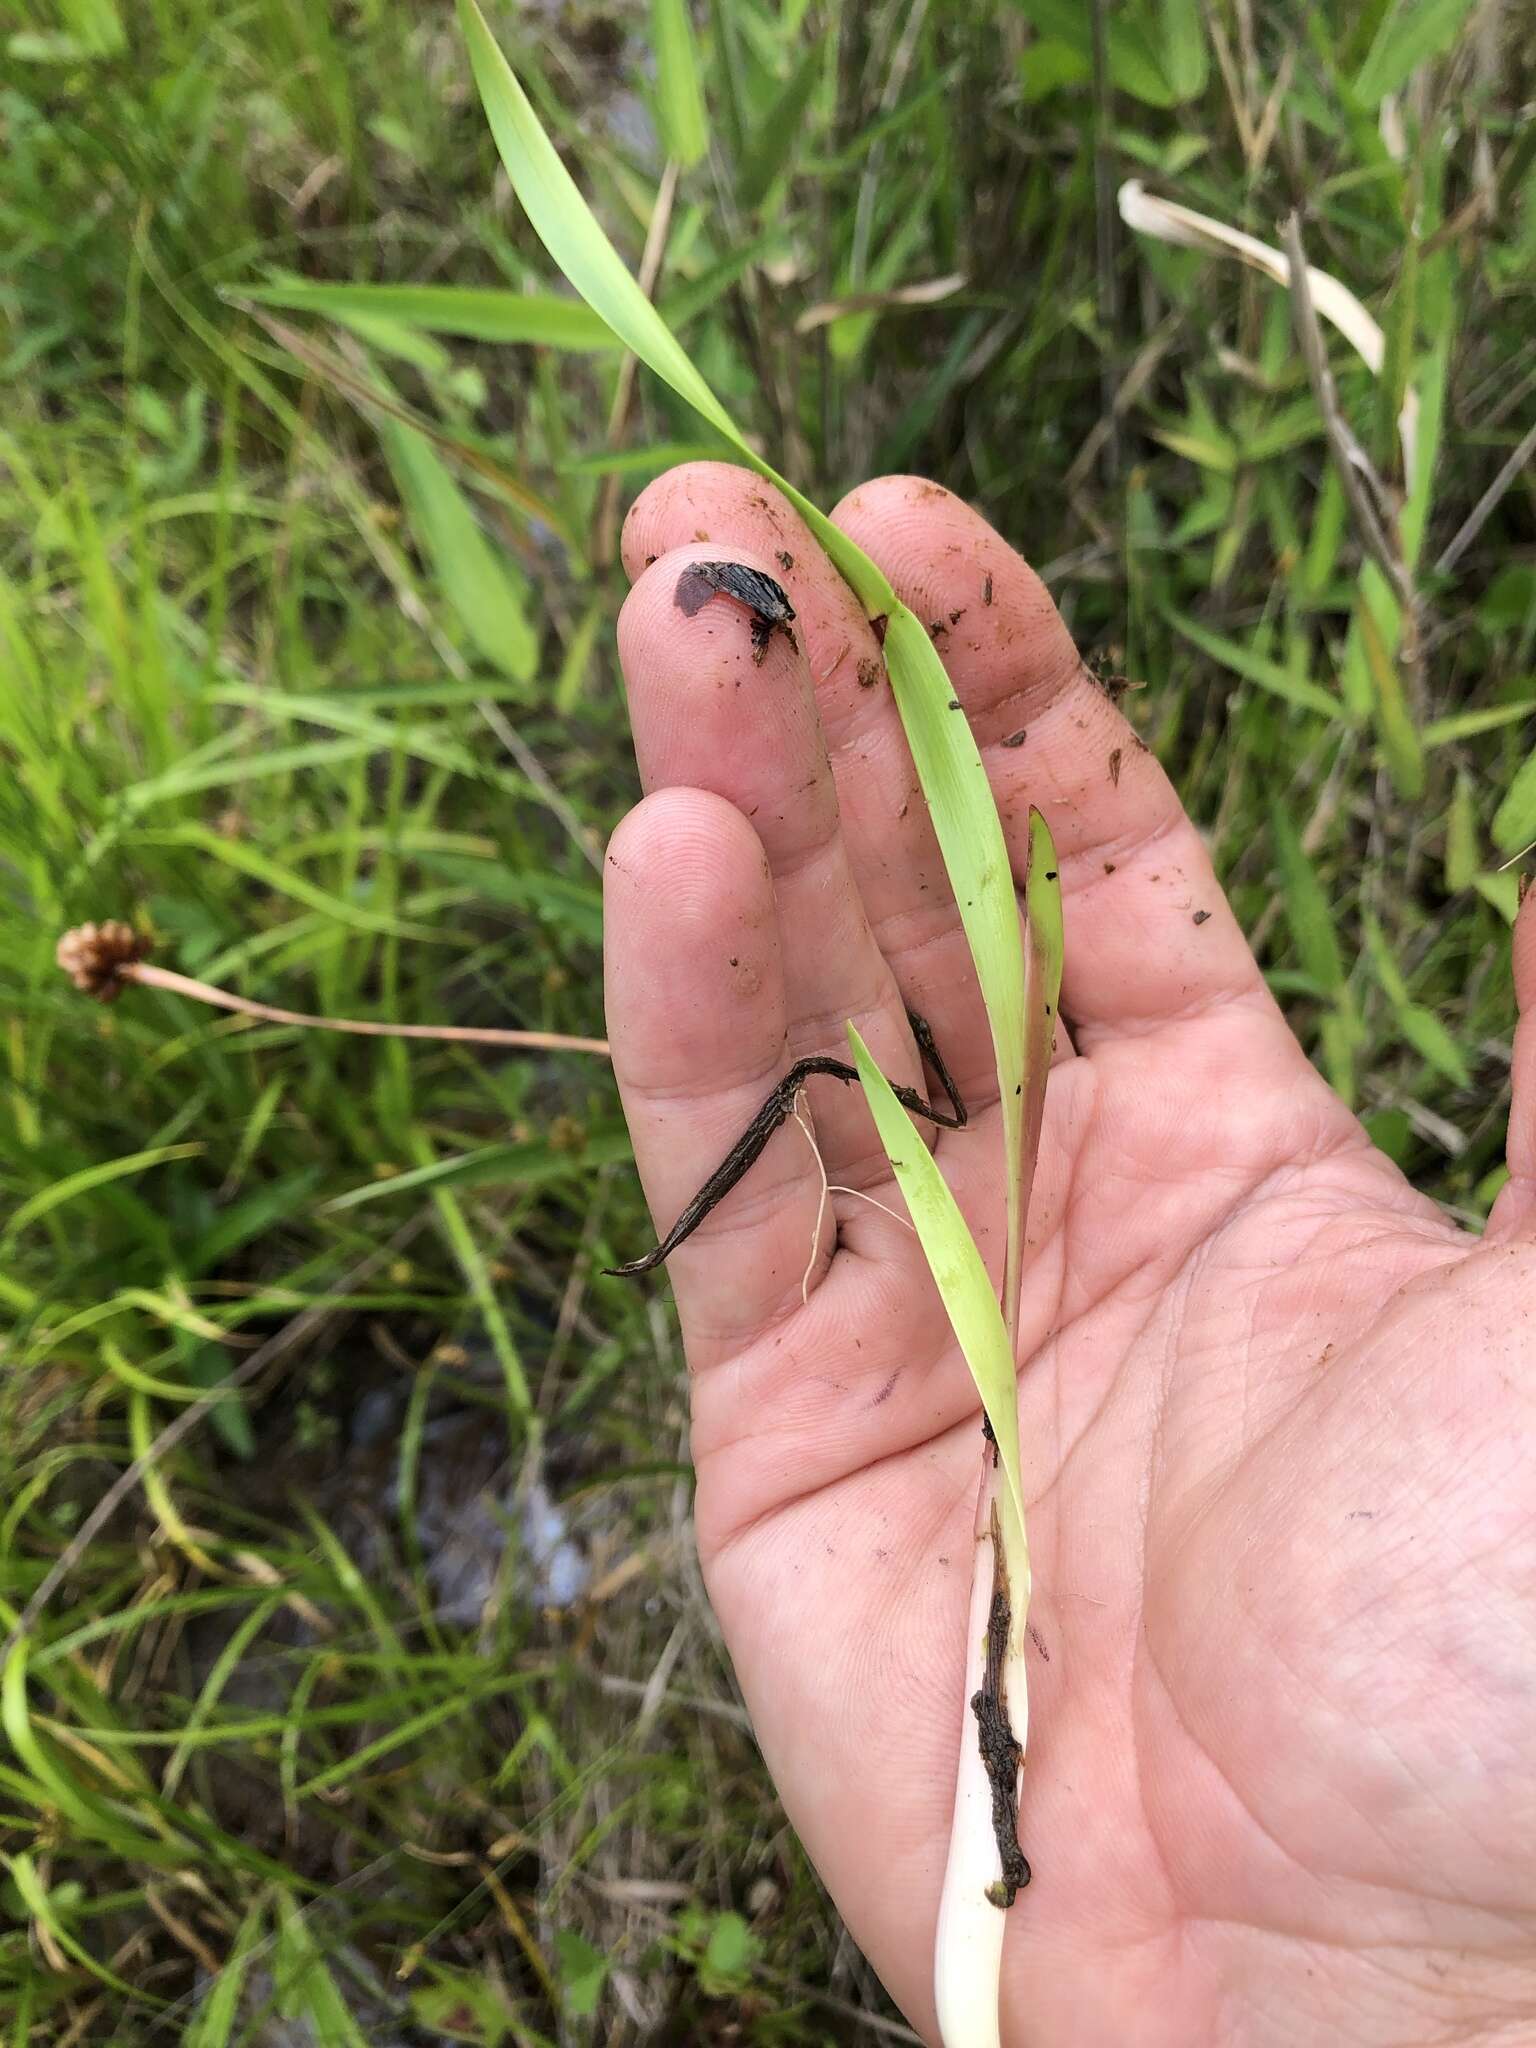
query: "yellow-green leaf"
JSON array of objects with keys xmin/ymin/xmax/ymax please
[
  {"xmin": 848, "ymin": 1025, "xmax": 1028, "ymax": 1561},
  {"xmin": 651, "ymin": 0, "xmax": 709, "ymax": 166},
  {"xmin": 379, "ymin": 417, "xmax": 538, "ymax": 683},
  {"xmin": 238, "ymin": 278, "xmax": 616, "ymax": 349}
]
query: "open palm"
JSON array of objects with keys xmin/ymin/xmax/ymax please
[{"xmin": 602, "ymin": 466, "xmax": 1536, "ymax": 2046}]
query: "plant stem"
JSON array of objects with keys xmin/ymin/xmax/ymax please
[{"xmin": 119, "ymin": 962, "xmax": 611, "ymax": 1055}]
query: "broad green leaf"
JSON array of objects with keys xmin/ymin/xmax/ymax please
[
  {"xmin": 1354, "ymin": 0, "xmax": 1479, "ymax": 106},
  {"xmin": 238, "ymin": 278, "xmax": 616, "ymax": 349},
  {"xmin": 1158, "ymin": 0, "xmax": 1209, "ymax": 100},
  {"xmin": 1363, "ymin": 915, "xmax": 1472, "ymax": 1086},
  {"xmin": 701, "ymin": 1909, "xmax": 758, "ymax": 1989},
  {"xmin": 379, "ymin": 418, "xmax": 537, "ymax": 683},
  {"xmin": 1492, "ymin": 744, "xmax": 1536, "ymax": 855},
  {"xmin": 848, "ymin": 1024, "xmax": 1028, "ymax": 1563},
  {"xmin": 652, "ymin": 0, "xmax": 709, "ymax": 165},
  {"xmin": 1474, "ymin": 871, "xmax": 1523, "ymax": 923},
  {"xmin": 555, "ymin": 1929, "xmax": 609, "ymax": 2017}
]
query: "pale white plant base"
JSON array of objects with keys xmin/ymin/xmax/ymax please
[{"xmin": 933, "ymin": 1456, "xmax": 1029, "ymax": 2048}]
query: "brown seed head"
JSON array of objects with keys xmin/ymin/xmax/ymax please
[{"xmin": 56, "ymin": 921, "xmax": 152, "ymax": 1002}]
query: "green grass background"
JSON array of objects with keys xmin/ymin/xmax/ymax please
[{"xmin": 1, "ymin": 0, "xmax": 1533, "ymax": 2038}]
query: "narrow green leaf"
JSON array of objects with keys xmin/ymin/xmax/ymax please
[
  {"xmin": 848, "ymin": 1025, "xmax": 1028, "ymax": 1555},
  {"xmin": 411, "ymin": 1128, "xmax": 531, "ymax": 1422},
  {"xmin": 1164, "ymin": 606, "xmax": 1345, "ymax": 720},
  {"xmin": 1423, "ymin": 698, "xmax": 1536, "ymax": 747},
  {"xmin": 1400, "ymin": 1006, "xmax": 1471, "ymax": 1087},
  {"xmin": 651, "ymin": 0, "xmax": 709, "ymax": 165},
  {"xmin": 238, "ymin": 278, "xmax": 616, "ymax": 349},
  {"xmin": 187, "ymin": 1898, "xmax": 266, "ymax": 2047},
  {"xmin": 380, "ymin": 418, "xmax": 538, "ymax": 683},
  {"xmin": 458, "ymin": 0, "xmax": 740, "ymax": 445},
  {"xmin": 738, "ymin": 40, "xmax": 825, "ymax": 209},
  {"xmin": 1271, "ymin": 805, "xmax": 1345, "ymax": 992},
  {"xmin": 5, "ymin": 1144, "xmax": 203, "ymax": 1242},
  {"xmin": 6, "ymin": 1854, "xmax": 147, "ymax": 2003},
  {"xmin": 1443, "ymin": 769, "xmax": 1479, "ymax": 890},
  {"xmin": 1356, "ymin": 596, "xmax": 1425, "ymax": 799},
  {"xmin": 323, "ymin": 1123, "xmax": 632, "ymax": 1212}
]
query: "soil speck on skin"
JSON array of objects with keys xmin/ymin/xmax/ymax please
[
  {"xmin": 871, "ymin": 1367, "xmax": 900, "ymax": 1407},
  {"xmin": 1104, "ymin": 861, "xmax": 1116, "ymax": 874},
  {"xmin": 983, "ymin": 573, "xmax": 994, "ymax": 606},
  {"xmin": 1002, "ymin": 728, "xmax": 1027, "ymax": 748},
  {"xmin": 929, "ymin": 620, "xmax": 948, "ymax": 638},
  {"xmin": 1193, "ymin": 909, "xmax": 1211, "ymax": 926},
  {"xmin": 694, "ymin": 529, "xmax": 710, "ymax": 541},
  {"xmin": 869, "ymin": 613, "xmax": 889, "ymax": 645},
  {"xmin": 948, "ymin": 698, "xmax": 961, "ymax": 710},
  {"xmin": 949, "ymin": 608, "xmax": 965, "ymax": 626},
  {"xmin": 1109, "ymin": 747, "xmax": 1122, "ymax": 786},
  {"xmin": 1028, "ymin": 1623, "xmax": 1050, "ymax": 1662},
  {"xmin": 644, "ymin": 553, "xmax": 657, "ymax": 567},
  {"xmin": 857, "ymin": 658, "xmax": 883, "ymax": 689},
  {"xmin": 776, "ymin": 549, "xmax": 794, "ymax": 571}
]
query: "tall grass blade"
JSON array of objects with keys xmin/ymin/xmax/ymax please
[
  {"xmin": 456, "ymin": 0, "xmax": 1031, "ymax": 1527},
  {"xmin": 651, "ymin": 0, "xmax": 709, "ymax": 166},
  {"xmin": 238, "ymin": 279, "xmax": 616, "ymax": 349},
  {"xmin": 380, "ymin": 418, "xmax": 538, "ymax": 683}
]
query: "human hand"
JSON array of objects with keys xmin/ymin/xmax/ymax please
[{"xmin": 602, "ymin": 463, "xmax": 1536, "ymax": 2046}]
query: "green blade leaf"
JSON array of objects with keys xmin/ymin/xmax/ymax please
[
  {"xmin": 848, "ymin": 1024, "xmax": 1028, "ymax": 1554},
  {"xmin": 1021, "ymin": 809, "xmax": 1065, "ymax": 1230},
  {"xmin": 237, "ymin": 278, "xmax": 617, "ymax": 349},
  {"xmin": 651, "ymin": 0, "xmax": 709, "ymax": 166},
  {"xmin": 1492, "ymin": 742, "xmax": 1536, "ymax": 856},
  {"xmin": 379, "ymin": 416, "xmax": 538, "ymax": 683},
  {"xmin": 457, "ymin": 0, "xmax": 740, "ymax": 444},
  {"xmin": 1354, "ymin": 0, "xmax": 1479, "ymax": 106}
]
